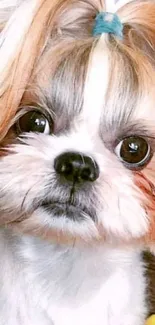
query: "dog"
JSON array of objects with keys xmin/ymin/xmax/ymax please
[{"xmin": 0, "ymin": 0, "xmax": 155, "ymax": 324}]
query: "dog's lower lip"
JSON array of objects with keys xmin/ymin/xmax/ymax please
[
  {"xmin": 40, "ymin": 201, "xmax": 93, "ymax": 220},
  {"xmin": 41, "ymin": 201, "xmax": 77, "ymax": 209},
  {"xmin": 41, "ymin": 201, "xmax": 84, "ymax": 213}
]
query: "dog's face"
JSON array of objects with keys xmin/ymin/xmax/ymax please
[{"xmin": 0, "ymin": 0, "xmax": 155, "ymax": 244}]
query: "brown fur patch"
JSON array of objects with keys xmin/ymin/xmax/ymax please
[{"xmin": 134, "ymin": 172, "xmax": 155, "ymax": 243}]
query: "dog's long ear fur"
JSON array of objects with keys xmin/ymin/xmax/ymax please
[
  {"xmin": 0, "ymin": 0, "xmax": 71, "ymax": 138},
  {"xmin": 0, "ymin": 0, "xmax": 102, "ymax": 139}
]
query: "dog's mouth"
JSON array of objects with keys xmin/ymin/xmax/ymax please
[{"xmin": 40, "ymin": 200, "xmax": 95, "ymax": 221}]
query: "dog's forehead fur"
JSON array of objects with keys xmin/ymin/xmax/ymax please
[{"xmin": 19, "ymin": 5, "xmax": 155, "ymax": 145}]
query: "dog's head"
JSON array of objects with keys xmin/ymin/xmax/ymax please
[{"xmin": 0, "ymin": 0, "xmax": 155, "ymax": 244}]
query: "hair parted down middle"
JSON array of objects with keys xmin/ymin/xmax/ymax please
[{"xmin": 0, "ymin": 0, "xmax": 155, "ymax": 137}]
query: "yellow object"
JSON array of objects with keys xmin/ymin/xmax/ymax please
[{"xmin": 146, "ymin": 315, "xmax": 155, "ymax": 325}]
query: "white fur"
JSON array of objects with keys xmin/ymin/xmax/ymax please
[
  {"xmin": 0, "ymin": 104, "xmax": 149, "ymax": 324},
  {"xmin": 82, "ymin": 36, "xmax": 109, "ymax": 132},
  {"xmin": 0, "ymin": 0, "xmax": 151, "ymax": 324},
  {"xmin": 0, "ymin": 229, "xmax": 147, "ymax": 325},
  {"xmin": 0, "ymin": 129, "xmax": 148, "ymax": 239}
]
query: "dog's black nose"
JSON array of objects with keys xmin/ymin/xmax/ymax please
[{"xmin": 54, "ymin": 152, "xmax": 99, "ymax": 183}]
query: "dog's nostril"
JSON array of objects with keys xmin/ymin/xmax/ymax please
[{"xmin": 54, "ymin": 152, "xmax": 99, "ymax": 183}]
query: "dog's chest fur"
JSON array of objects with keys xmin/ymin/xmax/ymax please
[{"xmin": 0, "ymin": 229, "xmax": 150, "ymax": 325}]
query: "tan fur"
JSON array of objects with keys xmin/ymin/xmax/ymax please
[{"xmin": 1, "ymin": 0, "xmax": 155, "ymax": 137}]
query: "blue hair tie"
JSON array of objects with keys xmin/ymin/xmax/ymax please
[{"xmin": 93, "ymin": 12, "xmax": 123, "ymax": 39}]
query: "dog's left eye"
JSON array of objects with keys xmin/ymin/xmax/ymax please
[
  {"xmin": 17, "ymin": 111, "xmax": 53, "ymax": 134},
  {"xmin": 115, "ymin": 136, "xmax": 151, "ymax": 169}
]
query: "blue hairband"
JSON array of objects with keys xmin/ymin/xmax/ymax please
[{"xmin": 93, "ymin": 12, "xmax": 123, "ymax": 39}]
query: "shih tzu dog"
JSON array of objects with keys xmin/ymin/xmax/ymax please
[{"xmin": 1, "ymin": 0, "xmax": 155, "ymax": 324}]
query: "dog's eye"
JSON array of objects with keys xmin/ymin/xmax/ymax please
[
  {"xmin": 115, "ymin": 136, "xmax": 151, "ymax": 169},
  {"xmin": 17, "ymin": 111, "xmax": 53, "ymax": 134}
]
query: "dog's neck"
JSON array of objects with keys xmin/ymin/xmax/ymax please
[
  {"xmin": 0, "ymin": 227, "xmax": 146, "ymax": 324},
  {"xmin": 7, "ymin": 229, "xmax": 141, "ymax": 304}
]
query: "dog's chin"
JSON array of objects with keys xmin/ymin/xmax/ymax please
[
  {"xmin": 5, "ymin": 195, "xmax": 147, "ymax": 245},
  {"xmin": 8, "ymin": 201, "xmax": 100, "ymax": 244},
  {"xmin": 6, "ymin": 198, "xmax": 146, "ymax": 245}
]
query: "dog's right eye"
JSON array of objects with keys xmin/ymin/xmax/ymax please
[{"xmin": 16, "ymin": 111, "xmax": 54, "ymax": 135}]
